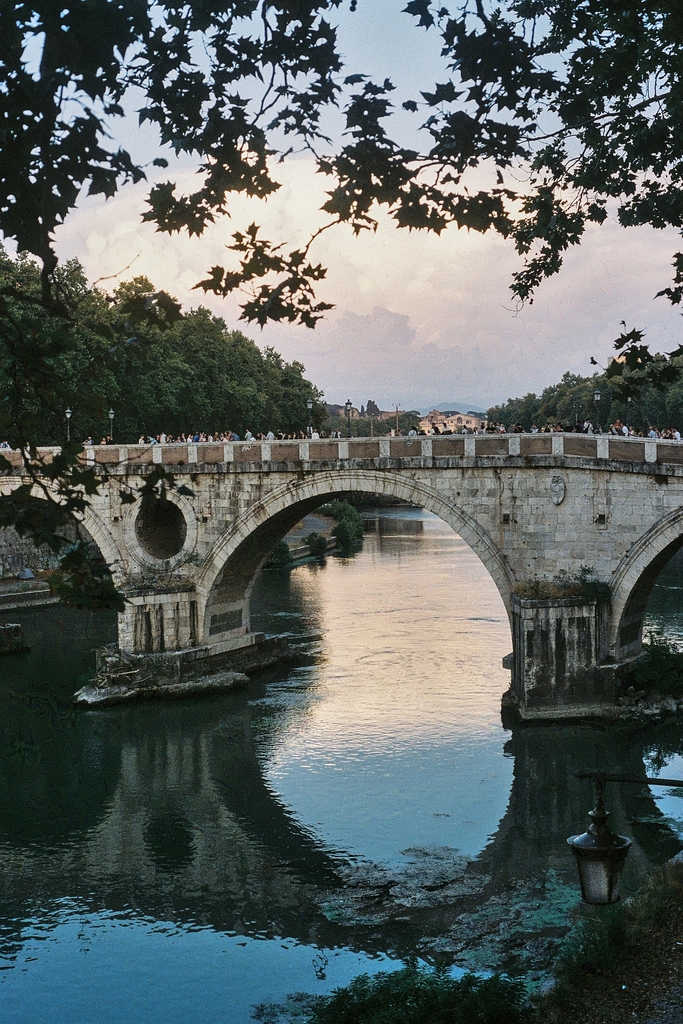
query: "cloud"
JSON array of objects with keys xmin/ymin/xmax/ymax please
[{"xmin": 53, "ymin": 154, "xmax": 683, "ymax": 411}]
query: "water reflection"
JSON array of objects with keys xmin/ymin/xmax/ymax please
[{"xmin": 0, "ymin": 511, "xmax": 683, "ymax": 1022}]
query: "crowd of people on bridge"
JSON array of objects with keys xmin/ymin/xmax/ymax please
[
  {"xmin": 426, "ymin": 420, "xmax": 683, "ymax": 439},
  {"xmin": 84, "ymin": 428, "xmax": 330, "ymax": 445},
  {"xmin": 78, "ymin": 419, "xmax": 683, "ymax": 446}
]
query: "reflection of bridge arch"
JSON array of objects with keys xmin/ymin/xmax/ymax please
[
  {"xmin": 610, "ymin": 506, "xmax": 683, "ymax": 660},
  {"xmin": 3, "ymin": 681, "xmax": 682, "ymax": 961},
  {"xmin": 196, "ymin": 470, "xmax": 515, "ymax": 640}
]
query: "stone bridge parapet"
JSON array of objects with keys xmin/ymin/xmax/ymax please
[{"xmin": 11, "ymin": 431, "xmax": 680, "ymax": 472}]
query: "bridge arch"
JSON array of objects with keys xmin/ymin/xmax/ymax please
[
  {"xmin": 196, "ymin": 469, "xmax": 515, "ymax": 642},
  {"xmin": 610, "ymin": 506, "xmax": 683, "ymax": 659},
  {"xmin": 17, "ymin": 482, "xmax": 127, "ymax": 585}
]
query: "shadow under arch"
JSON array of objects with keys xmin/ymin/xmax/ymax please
[
  {"xmin": 23, "ymin": 482, "xmax": 126, "ymax": 585},
  {"xmin": 197, "ymin": 469, "xmax": 515, "ymax": 640},
  {"xmin": 610, "ymin": 506, "xmax": 683, "ymax": 659}
]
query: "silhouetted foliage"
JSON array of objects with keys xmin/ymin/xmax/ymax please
[
  {"xmin": 257, "ymin": 963, "xmax": 530, "ymax": 1024},
  {"xmin": 5, "ymin": 2, "xmax": 683, "ymax": 323}
]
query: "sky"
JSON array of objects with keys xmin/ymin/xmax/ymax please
[{"xmin": 47, "ymin": 2, "xmax": 683, "ymax": 413}]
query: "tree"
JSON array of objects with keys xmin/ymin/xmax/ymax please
[
  {"xmin": 0, "ymin": 250, "xmax": 322, "ymax": 606},
  {"xmin": 5, "ymin": 1, "xmax": 683, "ymax": 325}
]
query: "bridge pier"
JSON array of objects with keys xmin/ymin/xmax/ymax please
[
  {"xmin": 75, "ymin": 587, "xmax": 285, "ymax": 706},
  {"xmin": 505, "ymin": 594, "xmax": 620, "ymax": 722}
]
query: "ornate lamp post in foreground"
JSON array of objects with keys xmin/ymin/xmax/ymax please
[
  {"xmin": 569, "ymin": 770, "xmax": 683, "ymax": 904},
  {"xmin": 345, "ymin": 399, "xmax": 352, "ymax": 438},
  {"xmin": 306, "ymin": 397, "xmax": 313, "ymax": 437},
  {"xmin": 65, "ymin": 407, "xmax": 72, "ymax": 442}
]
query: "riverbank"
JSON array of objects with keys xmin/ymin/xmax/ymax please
[
  {"xmin": 538, "ymin": 859, "xmax": 683, "ymax": 1024},
  {"xmin": 0, "ymin": 577, "xmax": 57, "ymax": 611}
]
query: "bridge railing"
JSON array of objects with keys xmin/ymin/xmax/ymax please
[{"xmin": 5, "ymin": 433, "xmax": 683, "ymax": 470}]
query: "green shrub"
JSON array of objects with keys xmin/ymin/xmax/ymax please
[
  {"xmin": 620, "ymin": 632, "xmax": 683, "ymax": 696},
  {"xmin": 551, "ymin": 861, "xmax": 683, "ymax": 1003},
  {"xmin": 304, "ymin": 532, "xmax": 329, "ymax": 558},
  {"xmin": 329, "ymin": 519, "xmax": 356, "ymax": 554},
  {"xmin": 305, "ymin": 964, "xmax": 530, "ymax": 1024},
  {"xmin": 264, "ymin": 540, "xmax": 293, "ymax": 570},
  {"xmin": 319, "ymin": 499, "xmax": 364, "ymax": 554}
]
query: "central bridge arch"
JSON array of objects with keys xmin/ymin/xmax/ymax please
[{"xmin": 197, "ymin": 470, "xmax": 515, "ymax": 644}]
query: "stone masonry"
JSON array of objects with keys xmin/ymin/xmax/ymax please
[{"xmin": 3, "ymin": 433, "xmax": 683, "ymax": 711}]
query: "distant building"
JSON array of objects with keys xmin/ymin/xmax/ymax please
[
  {"xmin": 419, "ymin": 409, "xmax": 488, "ymax": 433},
  {"xmin": 326, "ymin": 402, "xmax": 405, "ymax": 422}
]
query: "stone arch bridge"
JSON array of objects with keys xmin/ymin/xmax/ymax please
[{"xmin": 6, "ymin": 432, "xmax": 683, "ymax": 715}]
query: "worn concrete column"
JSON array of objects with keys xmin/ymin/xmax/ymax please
[
  {"xmin": 118, "ymin": 589, "xmax": 199, "ymax": 654},
  {"xmin": 508, "ymin": 594, "xmax": 613, "ymax": 714}
]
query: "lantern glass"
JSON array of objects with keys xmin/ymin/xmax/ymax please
[
  {"xmin": 568, "ymin": 839, "xmax": 631, "ymax": 904},
  {"xmin": 594, "ymin": 389, "xmax": 601, "ymax": 403}
]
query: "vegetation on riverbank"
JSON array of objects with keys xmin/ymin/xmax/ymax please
[
  {"xmin": 541, "ymin": 859, "xmax": 683, "ymax": 1023},
  {"xmin": 254, "ymin": 965, "xmax": 530, "ymax": 1024},
  {"xmin": 619, "ymin": 633, "xmax": 683, "ymax": 698},
  {"xmin": 304, "ymin": 532, "xmax": 329, "ymax": 558},
  {"xmin": 0, "ymin": 251, "xmax": 325, "ymax": 448},
  {"xmin": 321, "ymin": 412, "xmax": 421, "ymax": 438},
  {"xmin": 317, "ymin": 500, "xmax": 365, "ymax": 555},
  {"xmin": 487, "ymin": 366, "xmax": 683, "ymax": 435}
]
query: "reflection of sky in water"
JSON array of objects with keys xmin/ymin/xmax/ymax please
[
  {"xmin": 0, "ymin": 904, "xmax": 399, "ymax": 1024},
  {"xmin": 253, "ymin": 510, "xmax": 514, "ymax": 866},
  {"xmin": 644, "ymin": 752, "xmax": 683, "ymax": 839}
]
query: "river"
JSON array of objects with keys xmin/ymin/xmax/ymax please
[{"xmin": 1, "ymin": 508, "xmax": 682, "ymax": 1023}]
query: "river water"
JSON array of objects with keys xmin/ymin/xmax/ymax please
[{"xmin": 1, "ymin": 508, "xmax": 683, "ymax": 1023}]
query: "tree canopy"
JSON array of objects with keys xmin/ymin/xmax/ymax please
[
  {"xmin": 0, "ymin": 247, "xmax": 323, "ymax": 607},
  {"xmin": 0, "ymin": 251, "xmax": 323, "ymax": 446},
  {"xmin": 4, "ymin": 0, "xmax": 683, "ymax": 326},
  {"xmin": 487, "ymin": 365, "xmax": 683, "ymax": 433}
]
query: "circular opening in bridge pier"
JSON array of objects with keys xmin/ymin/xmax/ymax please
[{"xmin": 135, "ymin": 498, "xmax": 187, "ymax": 560}]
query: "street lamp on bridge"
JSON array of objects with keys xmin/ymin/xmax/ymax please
[
  {"xmin": 65, "ymin": 407, "xmax": 72, "ymax": 442},
  {"xmin": 593, "ymin": 388, "xmax": 601, "ymax": 433},
  {"xmin": 108, "ymin": 408, "xmax": 114, "ymax": 442},
  {"xmin": 306, "ymin": 397, "xmax": 313, "ymax": 437},
  {"xmin": 344, "ymin": 399, "xmax": 352, "ymax": 438}
]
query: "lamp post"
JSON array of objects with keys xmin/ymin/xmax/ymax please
[
  {"xmin": 568, "ymin": 770, "xmax": 683, "ymax": 905},
  {"xmin": 593, "ymin": 388, "xmax": 601, "ymax": 432},
  {"xmin": 627, "ymin": 395, "xmax": 631, "ymax": 430},
  {"xmin": 306, "ymin": 397, "xmax": 313, "ymax": 437},
  {"xmin": 344, "ymin": 398, "xmax": 352, "ymax": 438},
  {"xmin": 65, "ymin": 407, "xmax": 72, "ymax": 443},
  {"xmin": 108, "ymin": 408, "xmax": 114, "ymax": 443}
]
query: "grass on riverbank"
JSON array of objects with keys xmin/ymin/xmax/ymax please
[{"xmin": 540, "ymin": 858, "xmax": 683, "ymax": 1023}]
